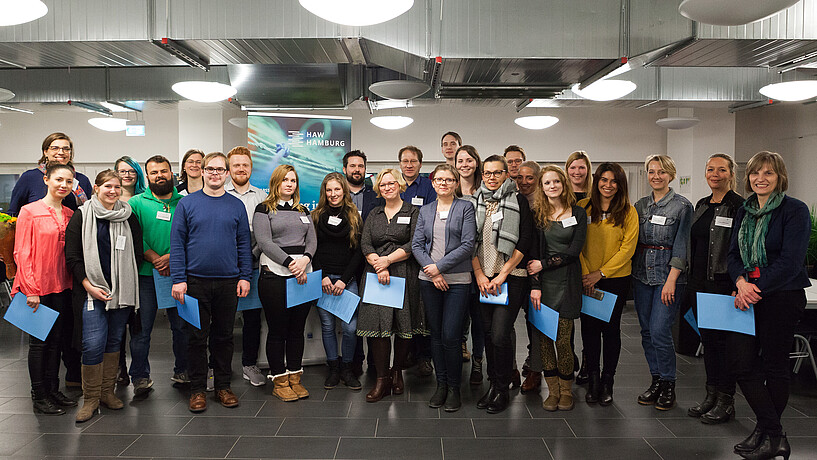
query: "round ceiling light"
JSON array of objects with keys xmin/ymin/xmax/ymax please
[
  {"xmin": 571, "ymin": 80, "xmax": 637, "ymax": 101},
  {"xmin": 369, "ymin": 80, "xmax": 430, "ymax": 100},
  {"xmin": 299, "ymin": 0, "xmax": 414, "ymax": 26},
  {"xmin": 88, "ymin": 118, "xmax": 127, "ymax": 132},
  {"xmin": 0, "ymin": 88, "xmax": 14, "ymax": 102},
  {"xmin": 370, "ymin": 115, "xmax": 414, "ymax": 130},
  {"xmin": 679, "ymin": 0, "xmax": 798, "ymax": 26},
  {"xmin": 759, "ymin": 81, "xmax": 817, "ymax": 101},
  {"xmin": 656, "ymin": 117, "xmax": 700, "ymax": 130},
  {"xmin": 514, "ymin": 116, "xmax": 559, "ymax": 130},
  {"xmin": 171, "ymin": 81, "xmax": 237, "ymax": 103},
  {"xmin": 0, "ymin": 0, "xmax": 48, "ymax": 27}
]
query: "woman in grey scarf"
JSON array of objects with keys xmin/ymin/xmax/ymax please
[{"xmin": 65, "ymin": 169, "xmax": 143, "ymax": 423}]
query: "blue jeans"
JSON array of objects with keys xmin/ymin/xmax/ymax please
[
  {"xmin": 130, "ymin": 275, "xmax": 189, "ymax": 378},
  {"xmin": 317, "ymin": 276, "xmax": 358, "ymax": 363},
  {"xmin": 632, "ymin": 279, "xmax": 685, "ymax": 381},
  {"xmin": 82, "ymin": 298, "xmax": 132, "ymax": 366},
  {"xmin": 420, "ymin": 281, "xmax": 470, "ymax": 387}
]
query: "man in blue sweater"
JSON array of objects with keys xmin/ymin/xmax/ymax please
[{"xmin": 170, "ymin": 152, "xmax": 252, "ymax": 413}]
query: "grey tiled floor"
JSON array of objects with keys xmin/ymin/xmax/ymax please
[{"xmin": 1, "ymin": 304, "xmax": 816, "ymax": 459}]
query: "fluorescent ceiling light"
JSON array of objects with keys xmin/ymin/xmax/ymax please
[
  {"xmin": 527, "ymin": 99, "xmax": 560, "ymax": 108},
  {"xmin": 0, "ymin": 88, "xmax": 14, "ymax": 102},
  {"xmin": 0, "ymin": 104, "xmax": 33, "ymax": 114},
  {"xmin": 572, "ymin": 80, "xmax": 637, "ymax": 101},
  {"xmin": 679, "ymin": 0, "xmax": 798, "ymax": 26},
  {"xmin": 370, "ymin": 115, "xmax": 414, "ymax": 130},
  {"xmin": 656, "ymin": 117, "xmax": 700, "ymax": 130},
  {"xmin": 299, "ymin": 0, "xmax": 413, "ymax": 26},
  {"xmin": 0, "ymin": 0, "xmax": 48, "ymax": 26},
  {"xmin": 171, "ymin": 81, "xmax": 237, "ymax": 103},
  {"xmin": 372, "ymin": 99, "xmax": 411, "ymax": 110},
  {"xmin": 514, "ymin": 116, "xmax": 559, "ymax": 130},
  {"xmin": 88, "ymin": 118, "xmax": 127, "ymax": 132},
  {"xmin": 759, "ymin": 81, "xmax": 817, "ymax": 101}
]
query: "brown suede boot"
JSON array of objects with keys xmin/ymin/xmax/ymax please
[
  {"xmin": 100, "ymin": 352, "xmax": 124, "ymax": 410},
  {"xmin": 542, "ymin": 376, "xmax": 560, "ymax": 411},
  {"xmin": 76, "ymin": 363, "xmax": 103, "ymax": 422},
  {"xmin": 288, "ymin": 370, "xmax": 309, "ymax": 399},
  {"xmin": 271, "ymin": 373, "xmax": 298, "ymax": 402},
  {"xmin": 558, "ymin": 378, "xmax": 575, "ymax": 411}
]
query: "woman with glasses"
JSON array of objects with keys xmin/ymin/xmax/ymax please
[
  {"xmin": 114, "ymin": 156, "xmax": 147, "ymax": 201},
  {"xmin": 470, "ymin": 155, "xmax": 534, "ymax": 414},
  {"xmin": 412, "ymin": 164, "xmax": 476, "ymax": 412},
  {"xmin": 357, "ymin": 168, "xmax": 423, "ymax": 403},
  {"xmin": 177, "ymin": 149, "xmax": 204, "ymax": 196}
]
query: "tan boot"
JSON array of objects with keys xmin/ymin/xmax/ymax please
[
  {"xmin": 558, "ymin": 378, "xmax": 575, "ymax": 411},
  {"xmin": 76, "ymin": 363, "xmax": 102, "ymax": 422},
  {"xmin": 100, "ymin": 352, "xmax": 124, "ymax": 409},
  {"xmin": 288, "ymin": 369, "xmax": 309, "ymax": 399},
  {"xmin": 271, "ymin": 373, "xmax": 298, "ymax": 402},
  {"xmin": 542, "ymin": 376, "xmax": 560, "ymax": 411}
]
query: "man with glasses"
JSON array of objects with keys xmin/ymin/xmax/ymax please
[
  {"xmin": 171, "ymin": 152, "xmax": 252, "ymax": 413},
  {"xmin": 503, "ymin": 145, "xmax": 527, "ymax": 180}
]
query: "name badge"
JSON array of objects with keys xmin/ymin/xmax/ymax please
[
  {"xmin": 491, "ymin": 211, "xmax": 503, "ymax": 223},
  {"xmin": 411, "ymin": 197, "xmax": 424, "ymax": 206},
  {"xmin": 156, "ymin": 211, "xmax": 171, "ymax": 221},
  {"xmin": 328, "ymin": 216, "xmax": 342, "ymax": 226},
  {"xmin": 299, "ymin": 216, "xmax": 310, "ymax": 224},
  {"xmin": 115, "ymin": 235, "xmax": 126, "ymax": 251},
  {"xmin": 587, "ymin": 216, "xmax": 591, "ymax": 224},
  {"xmin": 650, "ymin": 215, "xmax": 667, "ymax": 225},
  {"xmin": 561, "ymin": 216, "xmax": 578, "ymax": 228},
  {"xmin": 397, "ymin": 216, "xmax": 411, "ymax": 224},
  {"xmin": 714, "ymin": 216, "xmax": 733, "ymax": 228},
  {"xmin": 439, "ymin": 211, "xmax": 449, "ymax": 220},
  {"xmin": 358, "ymin": 210, "xmax": 363, "ymax": 216}
]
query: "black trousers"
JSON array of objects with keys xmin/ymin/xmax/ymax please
[
  {"xmin": 730, "ymin": 288, "xmax": 805, "ymax": 436},
  {"xmin": 690, "ymin": 279, "xmax": 737, "ymax": 394},
  {"xmin": 481, "ymin": 274, "xmax": 527, "ymax": 389},
  {"xmin": 258, "ymin": 271, "xmax": 312, "ymax": 376},
  {"xmin": 185, "ymin": 276, "xmax": 238, "ymax": 393},
  {"xmin": 242, "ymin": 308, "xmax": 262, "ymax": 366},
  {"xmin": 580, "ymin": 276, "xmax": 630, "ymax": 378},
  {"xmin": 28, "ymin": 290, "xmax": 71, "ymax": 398}
]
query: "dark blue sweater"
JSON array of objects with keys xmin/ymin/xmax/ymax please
[
  {"xmin": 170, "ymin": 190, "xmax": 252, "ymax": 284},
  {"xmin": 8, "ymin": 168, "xmax": 93, "ymax": 216}
]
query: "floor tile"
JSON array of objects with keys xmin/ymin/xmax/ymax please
[
  {"xmin": 376, "ymin": 418, "xmax": 474, "ymax": 438},
  {"xmin": 335, "ymin": 436, "xmax": 443, "ymax": 459},
  {"xmin": 473, "ymin": 418, "xmax": 574, "ymax": 438},
  {"xmin": 442, "ymin": 438, "xmax": 549, "ymax": 460},
  {"xmin": 646, "ymin": 437, "xmax": 750, "ymax": 460},
  {"xmin": 348, "ymin": 401, "xmax": 439, "ymax": 419},
  {"xmin": 658, "ymin": 416, "xmax": 757, "ymax": 438},
  {"xmin": 439, "ymin": 401, "xmax": 532, "ymax": 419},
  {"xmin": 0, "ymin": 413, "xmax": 97, "ymax": 434},
  {"xmin": 277, "ymin": 416, "xmax": 376, "ymax": 437},
  {"xmin": 164, "ymin": 398, "xmax": 265, "ymax": 417},
  {"xmin": 228, "ymin": 436, "xmax": 339, "ymax": 459},
  {"xmin": 120, "ymin": 434, "xmax": 239, "ymax": 458},
  {"xmin": 0, "ymin": 432, "xmax": 41, "ymax": 456},
  {"xmin": 257, "ymin": 400, "xmax": 350, "ymax": 418},
  {"xmin": 82, "ymin": 415, "xmax": 192, "ymax": 435},
  {"xmin": 11, "ymin": 433, "xmax": 140, "ymax": 457},
  {"xmin": 566, "ymin": 417, "xmax": 675, "ymax": 438},
  {"xmin": 546, "ymin": 437, "xmax": 661, "ymax": 460},
  {"xmin": 179, "ymin": 416, "xmax": 284, "ymax": 436}
]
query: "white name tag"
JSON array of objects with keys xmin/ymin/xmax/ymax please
[
  {"xmin": 714, "ymin": 216, "xmax": 733, "ymax": 228},
  {"xmin": 328, "ymin": 216, "xmax": 342, "ymax": 226},
  {"xmin": 300, "ymin": 216, "xmax": 310, "ymax": 224},
  {"xmin": 491, "ymin": 211, "xmax": 503, "ymax": 223},
  {"xmin": 439, "ymin": 211, "xmax": 449, "ymax": 220},
  {"xmin": 115, "ymin": 235, "xmax": 126, "ymax": 251},
  {"xmin": 587, "ymin": 216, "xmax": 591, "ymax": 224},
  {"xmin": 650, "ymin": 215, "xmax": 667, "ymax": 225},
  {"xmin": 561, "ymin": 216, "xmax": 578, "ymax": 228},
  {"xmin": 358, "ymin": 210, "xmax": 363, "ymax": 216},
  {"xmin": 86, "ymin": 296, "xmax": 94, "ymax": 311},
  {"xmin": 156, "ymin": 211, "xmax": 171, "ymax": 221},
  {"xmin": 397, "ymin": 216, "xmax": 411, "ymax": 224},
  {"xmin": 411, "ymin": 197, "xmax": 424, "ymax": 206}
]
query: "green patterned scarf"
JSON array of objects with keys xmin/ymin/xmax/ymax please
[{"xmin": 738, "ymin": 191, "xmax": 785, "ymax": 271}]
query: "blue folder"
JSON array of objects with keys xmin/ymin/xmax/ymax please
[
  {"xmin": 152, "ymin": 269, "xmax": 176, "ymax": 310},
  {"xmin": 527, "ymin": 301, "xmax": 560, "ymax": 341},
  {"xmin": 684, "ymin": 308, "xmax": 700, "ymax": 337},
  {"xmin": 286, "ymin": 270, "xmax": 323, "ymax": 309},
  {"xmin": 479, "ymin": 283, "xmax": 509, "ymax": 305},
  {"xmin": 4, "ymin": 293, "xmax": 59, "ymax": 341},
  {"xmin": 696, "ymin": 292, "xmax": 755, "ymax": 336},
  {"xmin": 317, "ymin": 289, "xmax": 360, "ymax": 324},
  {"xmin": 237, "ymin": 269, "xmax": 262, "ymax": 311},
  {"xmin": 175, "ymin": 294, "xmax": 201, "ymax": 329},
  {"xmin": 361, "ymin": 272, "xmax": 405, "ymax": 309},
  {"xmin": 581, "ymin": 289, "xmax": 617, "ymax": 323}
]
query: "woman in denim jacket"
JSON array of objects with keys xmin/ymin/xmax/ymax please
[{"xmin": 632, "ymin": 155, "xmax": 693, "ymax": 411}]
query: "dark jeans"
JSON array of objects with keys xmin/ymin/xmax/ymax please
[
  {"xmin": 130, "ymin": 275, "xmax": 189, "ymax": 379},
  {"xmin": 317, "ymin": 276, "xmax": 359, "ymax": 363},
  {"xmin": 421, "ymin": 281, "xmax": 470, "ymax": 387},
  {"xmin": 258, "ymin": 271, "xmax": 312, "ymax": 376},
  {"xmin": 461, "ymin": 284, "xmax": 485, "ymax": 360},
  {"xmin": 481, "ymin": 275, "xmax": 527, "ymax": 389},
  {"xmin": 690, "ymin": 279, "xmax": 737, "ymax": 394},
  {"xmin": 730, "ymin": 288, "xmax": 806, "ymax": 436},
  {"xmin": 185, "ymin": 276, "xmax": 239, "ymax": 393},
  {"xmin": 81, "ymin": 298, "xmax": 131, "ymax": 365},
  {"xmin": 28, "ymin": 290, "xmax": 71, "ymax": 398},
  {"xmin": 580, "ymin": 276, "xmax": 630, "ymax": 378},
  {"xmin": 242, "ymin": 308, "xmax": 262, "ymax": 366},
  {"xmin": 59, "ymin": 298, "xmax": 81, "ymax": 384},
  {"xmin": 633, "ymin": 279, "xmax": 685, "ymax": 381}
]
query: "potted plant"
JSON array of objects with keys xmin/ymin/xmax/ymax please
[{"xmin": 807, "ymin": 207, "xmax": 817, "ymax": 279}]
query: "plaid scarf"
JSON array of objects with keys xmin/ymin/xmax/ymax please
[{"xmin": 471, "ymin": 178, "xmax": 520, "ymax": 257}]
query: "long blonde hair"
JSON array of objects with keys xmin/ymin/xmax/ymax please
[
  {"xmin": 312, "ymin": 172, "xmax": 362, "ymax": 248},
  {"xmin": 565, "ymin": 150, "xmax": 593, "ymax": 193},
  {"xmin": 533, "ymin": 165, "xmax": 576, "ymax": 230},
  {"xmin": 261, "ymin": 164, "xmax": 306, "ymax": 213}
]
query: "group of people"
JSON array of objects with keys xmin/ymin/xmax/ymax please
[{"xmin": 8, "ymin": 131, "xmax": 810, "ymax": 460}]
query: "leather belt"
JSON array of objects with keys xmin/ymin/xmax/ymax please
[{"xmin": 638, "ymin": 244, "xmax": 673, "ymax": 250}]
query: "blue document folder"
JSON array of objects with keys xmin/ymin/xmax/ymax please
[
  {"xmin": 237, "ymin": 269, "xmax": 262, "ymax": 311},
  {"xmin": 528, "ymin": 301, "xmax": 560, "ymax": 341},
  {"xmin": 4, "ymin": 293, "xmax": 59, "ymax": 341},
  {"xmin": 175, "ymin": 294, "xmax": 201, "ymax": 329},
  {"xmin": 696, "ymin": 292, "xmax": 755, "ymax": 336},
  {"xmin": 684, "ymin": 308, "xmax": 700, "ymax": 337},
  {"xmin": 361, "ymin": 272, "xmax": 406, "ymax": 309},
  {"xmin": 286, "ymin": 270, "xmax": 323, "ymax": 308},
  {"xmin": 581, "ymin": 289, "xmax": 617, "ymax": 323},
  {"xmin": 479, "ymin": 283, "xmax": 509, "ymax": 305},
  {"xmin": 317, "ymin": 289, "xmax": 360, "ymax": 324},
  {"xmin": 152, "ymin": 269, "xmax": 176, "ymax": 310}
]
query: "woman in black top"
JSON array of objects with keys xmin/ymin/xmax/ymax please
[
  {"xmin": 686, "ymin": 154, "xmax": 743, "ymax": 424},
  {"xmin": 176, "ymin": 149, "xmax": 204, "ymax": 195}
]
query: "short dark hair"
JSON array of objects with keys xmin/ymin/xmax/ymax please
[
  {"xmin": 441, "ymin": 131, "xmax": 462, "ymax": 145},
  {"xmin": 343, "ymin": 150, "xmax": 367, "ymax": 168},
  {"xmin": 398, "ymin": 146, "xmax": 423, "ymax": 164},
  {"xmin": 504, "ymin": 145, "xmax": 526, "ymax": 161},
  {"xmin": 483, "ymin": 155, "xmax": 508, "ymax": 172},
  {"xmin": 145, "ymin": 155, "xmax": 172, "ymax": 171}
]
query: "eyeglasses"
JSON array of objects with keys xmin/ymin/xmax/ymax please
[
  {"xmin": 203, "ymin": 167, "xmax": 227, "ymax": 175},
  {"xmin": 400, "ymin": 159, "xmax": 419, "ymax": 165},
  {"xmin": 482, "ymin": 170, "xmax": 506, "ymax": 178},
  {"xmin": 116, "ymin": 170, "xmax": 137, "ymax": 176},
  {"xmin": 379, "ymin": 181, "xmax": 398, "ymax": 189},
  {"xmin": 433, "ymin": 178, "xmax": 456, "ymax": 185},
  {"xmin": 48, "ymin": 146, "xmax": 72, "ymax": 153}
]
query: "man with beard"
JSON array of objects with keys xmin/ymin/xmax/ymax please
[
  {"xmin": 225, "ymin": 146, "xmax": 266, "ymax": 387},
  {"xmin": 127, "ymin": 155, "xmax": 189, "ymax": 394}
]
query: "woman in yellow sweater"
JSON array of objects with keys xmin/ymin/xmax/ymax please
[{"xmin": 578, "ymin": 162, "xmax": 638, "ymax": 406}]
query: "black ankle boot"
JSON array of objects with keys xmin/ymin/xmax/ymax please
[
  {"xmin": 477, "ymin": 382, "xmax": 497, "ymax": 410},
  {"xmin": 637, "ymin": 375, "xmax": 661, "ymax": 405},
  {"xmin": 687, "ymin": 384, "xmax": 717, "ymax": 417},
  {"xmin": 701, "ymin": 392, "xmax": 734, "ymax": 425},
  {"xmin": 655, "ymin": 380, "xmax": 676, "ymax": 411},
  {"xmin": 486, "ymin": 387, "xmax": 510, "ymax": 414},
  {"xmin": 599, "ymin": 374, "xmax": 614, "ymax": 406},
  {"xmin": 735, "ymin": 426, "xmax": 765, "ymax": 454},
  {"xmin": 739, "ymin": 433, "xmax": 790, "ymax": 460},
  {"xmin": 49, "ymin": 390, "xmax": 78, "ymax": 407},
  {"xmin": 444, "ymin": 386, "xmax": 461, "ymax": 412},
  {"xmin": 32, "ymin": 398, "xmax": 65, "ymax": 416},
  {"xmin": 429, "ymin": 383, "xmax": 448, "ymax": 408},
  {"xmin": 324, "ymin": 360, "xmax": 340, "ymax": 389},
  {"xmin": 575, "ymin": 352, "xmax": 588, "ymax": 385},
  {"xmin": 585, "ymin": 371, "xmax": 600, "ymax": 404}
]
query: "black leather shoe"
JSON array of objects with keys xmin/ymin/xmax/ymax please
[
  {"xmin": 33, "ymin": 398, "xmax": 65, "ymax": 415},
  {"xmin": 486, "ymin": 388, "xmax": 510, "ymax": 414},
  {"xmin": 598, "ymin": 374, "xmax": 613, "ymax": 406},
  {"xmin": 701, "ymin": 392, "xmax": 734, "ymax": 424},
  {"xmin": 735, "ymin": 426, "xmax": 765, "ymax": 454},
  {"xmin": 655, "ymin": 380, "xmax": 676, "ymax": 411},
  {"xmin": 739, "ymin": 433, "xmax": 790, "ymax": 460},
  {"xmin": 429, "ymin": 384, "xmax": 448, "ymax": 408},
  {"xmin": 444, "ymin": 386, "xmax": 461, "ymax": 412},
  {"xmin": 49, "ymin": 391, "xmax": 78, "ymax": 407},
  {"xmin": 637, "ymin": 375, "xmax": 661, "ymax": 405},
  {"xmin": 477, "ymin": 383, "xmax": 497, "ymax": 409},
  {"xmin": 688, "ymin": 385, "xmax": 717, "ymax": 418},
  {"xmin": 585, "ymin": 371, "xmax": 600, "ymax": 404}
]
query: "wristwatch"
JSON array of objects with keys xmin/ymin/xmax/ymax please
[{"xmin": 599, "ymin": 270, "xmax": 606, "ymax": 279}]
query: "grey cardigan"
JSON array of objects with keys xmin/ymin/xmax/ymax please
[{"xmin": 411, "ymin": 198, "xmax": 477, "ymax": 274}]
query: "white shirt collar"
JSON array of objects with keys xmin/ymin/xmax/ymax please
[{"xmin": 278, "ymin": 199, "xmax": 293, "ymax": 206}]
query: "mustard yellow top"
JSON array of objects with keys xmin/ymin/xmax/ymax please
[{"xmin": 577, "ymin": 197, "xmax": 639, "ymax": 278}]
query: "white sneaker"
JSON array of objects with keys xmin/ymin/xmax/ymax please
[
  {"xmin": 206, "ymin": 368, "xmax": 214, "ymax": 392},
  {"xmin": 243, "ymin": 365, "xmax": 266, "ymax": 387}
]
